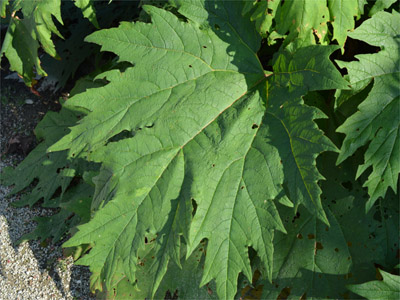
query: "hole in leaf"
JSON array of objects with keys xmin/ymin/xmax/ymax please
[
  {"xmin": 214, "ymin": 24, "xmax": 220, "ymax": 30},
  {"xmin": 335, "ymin": 248, "xmax": 339, "ymax": 252},
  {"xmin": 192, "ymin": 198, "xmax": 198, "ymax": 216},
  {"xmin": 203, "ymin": 45, "xmax": 207, "ymax": 48},
  {"xmin": 296, "ymin": 233, "xmax": 303, "ymax": 239},
  {"xmin": 189, "ymin": 65, "xmax": 192, "ymax": 68},
  {"xmin": 252, "ymin": 123, "xmax": 259, "ymax": 129},
  {"xmin": 341, "ymin": 181, "xmax": 353, "ymax": 191},
  {"xmin": 240, "ymin": 186, "xmax": 245, "ymax": 190},
  {"xmin": 108, "ymin": 130, "xmax": 135, "ymax": 143},
  {"xmin": 292, "ymin": 212, "xmax": 301, "ymax": 223}
]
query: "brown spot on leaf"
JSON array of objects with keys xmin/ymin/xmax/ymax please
[
  {"xmin": 316, "ymin": 242, "xmax": 324, "ymax": 250},
  {"xmin": 307, "ymin": 234, "xmax": 315, "ymax": 239},
  {"xmin": 278, "ymin": 287, "xmax": 291, "ymax": 300}
]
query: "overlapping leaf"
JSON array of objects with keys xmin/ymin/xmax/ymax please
[
  {"xmin": 261, "ymin": 153, "xmax": 384, "ymax": 299},
  {"xmin": 336, "ymin": 11, "xmax": 400, "ymax": 210},
  {"xmin": 0, "ymin": 0, "xmax": 64, "ymax": 85},
  {"xmin": 0, "ymin": 0, "xmax": 102, "ymax": 86},
  {"xmin": 237, "ymin": 0, "xmax": 364, "ymax": 47}
]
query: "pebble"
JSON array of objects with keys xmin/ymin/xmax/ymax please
[{"xmin": 24, "ymin": 99, "xmax": 34, "ymax": 105}]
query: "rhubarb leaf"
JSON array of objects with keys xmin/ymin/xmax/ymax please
[{"xmin": 55, "ymin": 3, "xmax": 347, "ymax": 299}]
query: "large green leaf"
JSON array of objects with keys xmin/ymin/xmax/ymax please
[
  {"xmin": 53, "ymin": 2, "xmax": 347, "ymax": 298},
  {"xmin": 336, "ymin": 11, "xmax": 400, "ymax": 210},
  {"xmin": 347, "ymin": 269, "xmax": 400, "ymax": 299}
]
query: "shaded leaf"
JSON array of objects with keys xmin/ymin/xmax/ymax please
[
  {"xmin": 336, "ymin": 11, "xmax": 400, "ymax": 209},
  {"xmin": 261, "ymin": 152, "xmax": 383, "ymax": 299},
  {"xmin": 347, "ymin": 269, "xmax": 400, "ymax": 299}
]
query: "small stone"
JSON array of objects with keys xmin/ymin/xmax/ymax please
[{"xmin": 25, "ymin": 99, "xmax": 34, "ymax": 105}]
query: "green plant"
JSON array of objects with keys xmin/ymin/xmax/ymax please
[{"xmin": 1, "ymin": 1, "xmax": 399, "ymax": 299}]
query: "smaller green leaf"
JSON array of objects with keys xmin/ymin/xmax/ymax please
[
  {"xmin": 347, "ymin": 269, "xmax": 400, "ymax": 299},
  {"xmin": 369, "ymin": 0, "xmax": 397, "ymax": 16},
  {"xmin": 21, "ymin": 0, "xmax": 64, "ymax": 58},
  {"xmin": 0, "ymin": 0, "xmax": 8, "ymax": 17},
  {"xmin": 74, "ymin": 0, "xmax": 99, "ymax": 28},
  {"xmin": 328, "ymin": 0, "xmax": 358, "ymax": 48},
  {"xmin": 274, "ymin": 0, "xmax": 329, "ymax": 45},
  {"xmin": 16, "ymin": 181, "xmax": 93, "ymax": 244},
  {"xmin": 0, "ymin": 108, "xmax": 88, "ymax": 207},
  {"xmin": 0, "ymin": 17, "xmax": 46, "ymax": 86}
]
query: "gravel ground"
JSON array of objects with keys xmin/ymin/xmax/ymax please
[
  {"xmin": 0, "ymin": 73, "xmax": 96, "ymax": 299},
  {"xmin": 0, "ymin": 158, "xmax": 95, "ymax": 300}
]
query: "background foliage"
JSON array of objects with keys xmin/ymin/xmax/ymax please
[{"xmin": 1, "ymin": 0, "xmax": 399, "ymax": 299}]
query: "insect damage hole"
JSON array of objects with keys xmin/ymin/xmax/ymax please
[{"xmin": 252, "ymin": 123, "xmax": 259, "ymax": 129}]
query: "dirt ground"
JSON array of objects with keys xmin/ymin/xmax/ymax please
[
  {"xmin": 0, "ymin": 64, "xmax": 95, "ymax": 299},
  {"xmin": 0, "ymin": 64, "xmax": 62, "ymax": 157}
]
